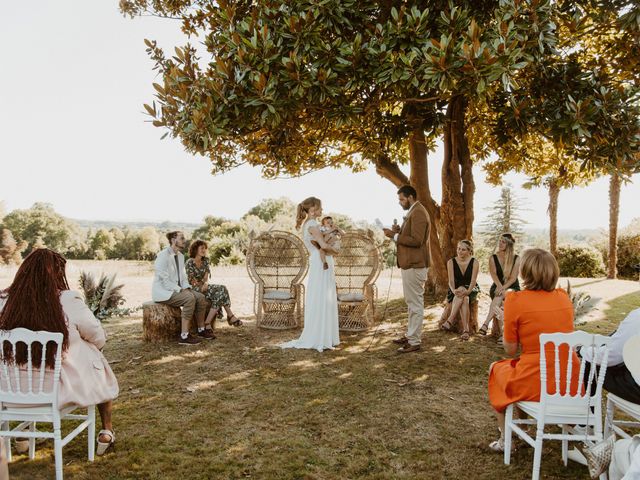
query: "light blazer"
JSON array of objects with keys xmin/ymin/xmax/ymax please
[
  {"xmin": 396, "ymin": 201, "xmax": 431, "ymax": 270},
  {"xmin": 151, "ymin": 247, "xmax": 191, "ymax": 301}
]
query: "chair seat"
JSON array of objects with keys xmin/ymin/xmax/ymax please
[
  {"xmin": 263, "ymin": 290, "xmax": 294, "ymax": 301},
  {"xmin": 2, "ymin": 404, "xmax": 76, "ymax": 415},
  {"xmin": 337, "ymin": 292, "xmax": 364, "ymax": 302},
  {"xmin": 607, "ymin": 393, "xmax": 640, "ymax": 416},
  {"xmin": 517, "ymin": 401, "xmax": 595, "ymax": 423}
]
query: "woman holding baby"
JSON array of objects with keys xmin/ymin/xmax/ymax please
[{"xmin": 280, "ymin": 197, "xmax": 340, "ymax": 352}]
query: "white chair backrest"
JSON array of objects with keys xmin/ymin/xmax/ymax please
[
  {"xmin": 539, "ymin": 331, "xmax": 611, "ymax": 408},
  {"xmin": 0, "ymin": 328, "xmax": 63, "ymax": 406}
]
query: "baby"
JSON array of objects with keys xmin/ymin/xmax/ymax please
[{"xmin": 311, "ymin": 216, "xmax": 344, "ymax": 270}]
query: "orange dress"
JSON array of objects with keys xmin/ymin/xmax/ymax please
[{"xmin": 488, "ymin": 288, "xmax": 580, "ymax": 412}]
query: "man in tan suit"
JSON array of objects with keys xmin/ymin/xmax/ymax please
[{"xmin": 383, "ymin": 185, "xmax": 431, "ymax": 353}]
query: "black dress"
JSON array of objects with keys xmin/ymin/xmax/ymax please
[
  {"xmin": 489, "ymin": 254, "xmax": 521, "ymax": 299},
  {"xmin": 446, "ymin": 257, "xmax": 480, "ymax": 303}
]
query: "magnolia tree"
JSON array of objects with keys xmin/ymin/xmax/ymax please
[{"xmin": 121, "ymin": 0, "xmax": 639, "ymax": 292}]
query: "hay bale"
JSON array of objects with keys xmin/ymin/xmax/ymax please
[
  {"xmin": 438, "ymin": 300, "xmax": 478, "ymax": 334},
  {"xmin": 142, "ymin": 302, "xmax": 182, "ymax": 342}
]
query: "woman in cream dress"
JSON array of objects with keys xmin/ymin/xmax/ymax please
[{"xmin": 281, "ymin": 197, "xmax": 340, "ymax": 352}]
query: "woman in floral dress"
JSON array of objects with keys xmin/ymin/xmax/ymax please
[{"xmin": 185, "ymin": 240, "xmax": 242, "ymax": 328}]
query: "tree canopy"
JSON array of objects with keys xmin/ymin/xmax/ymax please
[{"xmin": 120, "ymin": 0, "xmax": 640, "ymax": 293}]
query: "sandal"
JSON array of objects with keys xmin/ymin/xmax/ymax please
[
  {"xmin": 478, "ymin": 324, "xmax": 488, "ymax": 336},
  {"xmin": 440, "ymin": 320, "xmax": 453, "ymax": 332},
  {"xmin": 460, "ymin": 331, "xmax": 470, "ymax": 341},
  {"xmin": 96, "ymin": 429, "xmax": 115, "ymax": 456},
  {"xmin": 227, "ymin": 315, "xmax": 242, "ymax": 327}
]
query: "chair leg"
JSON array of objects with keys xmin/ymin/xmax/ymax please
[
  {"xmin": 1, "ymin": 422, "xmax": 11, "ymax": 463},
  {"xmin": 531, "ymin": 421, "xmax": 545, "ymax": 480},
  {"xmin": 561, "ymin": 425, "xmax": 568, "ymax": 466},
  {"xmin": 504, "ymin": 404, "xmax": 513, "ymax": 465},
  {"xmin": 28, "ymin": 421, "xmax": 36, "ymax": 459},
  {"xmin": 88, "ymin": 405, "xmax": 96, "ymax": 461},
  {"xmin": 604, "ymin": 397, "xmax": 614, "ymax": 438},
  {"xmin": 54, "ymin": 422, "xmax": 63, "ymax": 480}
]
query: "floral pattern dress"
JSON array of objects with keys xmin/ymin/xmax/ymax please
[{"xmin": 185, "ymin": 257, "xmax": 231, "ymax": 318}]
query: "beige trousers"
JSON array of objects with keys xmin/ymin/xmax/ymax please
[
  {"xmin": 159, "ymin": 289, "xmax": 208, "ymax": 333},
  {"xmin": 401, "ymin": 267, "xmax": 428, "ymax": 346}
]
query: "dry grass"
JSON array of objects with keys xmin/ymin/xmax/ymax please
[{"xmin": 1, "ymin": 262, "xmax": 638, "ymax": 479}]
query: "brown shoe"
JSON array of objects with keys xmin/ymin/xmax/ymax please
[
  {"xmin": 392, "ymin": 336, "xmax": 409, "ymax": 345},
  {"xmin": 197, "ymin": 328, "xmax": 216, "ymax": 340},
  {"xmin": 397, "ymin": 344, "xmax": 420, "ymax": 353},
  {"xmin": 178, "ymin": 334, "xmax": 202, "ymax": 345}
]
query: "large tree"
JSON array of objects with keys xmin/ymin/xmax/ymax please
[
  {"xmin": 121, "ymin": 0, "xmax": 559, "ymax": 293},
  {"xmin": 479, "ymin": 1, "xmax": 640, "ymax": 262},
  {"xmin": 121, "ymin": 0, "xmax": 639, "ymax": 292}
]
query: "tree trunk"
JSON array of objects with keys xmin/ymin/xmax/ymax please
[
  {"xmin": 408, "ymin": 128, "xmax": 448, "ymax": 295},
  {"xmin": 441, "ymin": 95, "xmax": 475, "ymax": 261},
  {"xmin": 548, "ymin": 180, "xmax": 559, "ymax": 257},
  {"xmin": 608, "ymin": 173, "xmax": 621, "ymax": 279},
  {"xmin": 373, "ymin": 95, "xmax": 476, "ymax": 298}
]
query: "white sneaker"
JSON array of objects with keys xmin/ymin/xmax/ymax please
[{"xmin": 489, "ymin": 438, "xmax": 505, "ymax": 452}]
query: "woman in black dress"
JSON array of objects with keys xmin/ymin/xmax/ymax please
[
  {"xmin": 478, "ymin": 233, "xmax": 520, "ymax": 338},
  {"xmin": 441, "ymin": 239, "xmax": 480, "ymax": 340}
]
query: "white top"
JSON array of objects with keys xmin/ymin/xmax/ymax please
[
  {"xmin": 581, "ymin": 308, "xmax": 640, "ymax": 378},
  {"xmin": 151, "ymin": 247, "xmax": 191, "ymax": 302}
]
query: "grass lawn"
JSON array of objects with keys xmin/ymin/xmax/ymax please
[{"xmin": 2, "ymin": 263, "xmax": 638, "ymax": 479}]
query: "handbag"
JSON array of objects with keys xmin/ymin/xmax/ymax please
[{"xmin": 583, "ymin": 434, "xmax": 616, "ymax": 478}]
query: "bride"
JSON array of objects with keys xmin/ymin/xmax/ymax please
[{"xmin": 281, "ymin": 197, "xmax": 340, "ymax": 352}]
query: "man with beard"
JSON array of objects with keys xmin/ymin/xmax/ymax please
[
  {"xmin": 383, "ymin": 185, "xmax": 431, "ymax": 353},
  {"xmin": 152, "ymin": 231, "xmax": 213, "ymax": 345}
]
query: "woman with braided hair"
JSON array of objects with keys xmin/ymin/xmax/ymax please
[{"xmin": 0, "ymin": 249, "xmax": 119, "ymax": 455}]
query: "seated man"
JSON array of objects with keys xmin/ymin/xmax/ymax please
[
  {"xmin": 581, "ymin": 307, "xmax": 640, "ymax": 404},
  {"xmin": 152, "ymin": 231, "xmax": 213, "ymax": 345}
]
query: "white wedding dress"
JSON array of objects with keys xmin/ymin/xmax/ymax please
[{"xmin": 280, "ymin": 219, "xmax": 340, "ymax": 352}]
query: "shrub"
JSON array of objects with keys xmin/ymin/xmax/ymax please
[
  {"xmin": 78, "ymin": 271, "xmax": 136, "ymax": 321},
  {"xmin": 616, "ymin": 234, "xmax": 640, "ymax": 279},
  {"xmin": 556, "ymin": 245, "xmax": 605, "ymax": 278}
]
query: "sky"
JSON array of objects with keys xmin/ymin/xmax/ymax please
[{"xmin": 1, "ymin": 2, "xmax": 638, "ymax": 231}]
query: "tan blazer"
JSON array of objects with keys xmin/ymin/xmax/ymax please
[{"xmin": 396, "ymin": 201, "xmax": 431, "ymax": 270}]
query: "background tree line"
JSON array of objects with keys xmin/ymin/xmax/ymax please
[{"xmin": 1, "ymin": 196, "xmax": 639, "ymax": 279}]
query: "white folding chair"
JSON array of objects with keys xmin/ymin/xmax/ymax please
[
  {"xmin": 0, "ymin": 328, "xmax": 95, "ymax": 480},
  {"xmin": 504, "ymin": 331, "xmax": 612, "ymax": 480}
]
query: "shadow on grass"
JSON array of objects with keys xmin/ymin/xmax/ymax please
[
  {"xmin": 580, "ymin": 289, "xmax": 640, "ymax": 335},
  {"xmin": 8, "ymin": 296, "xmax": 594, "ymax": 480}
]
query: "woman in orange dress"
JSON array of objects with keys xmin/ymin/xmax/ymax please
[{"xmin": 487, "ymin": 248, "xmax": 580, "ymax": 452}]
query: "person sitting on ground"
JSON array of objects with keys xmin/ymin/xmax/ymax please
[
  {"xmin": 0, "ymin": 248, "xmax": 119, "ymax": 455},
  {"xmin": 185, "ymin": 240, "xmax": 242, "ymax": 330},
  {"xmin": 579, "ymin": 307, "xmax": 640, "ymax": 404},
  {"xmin": 152, "ymin": 231, "xmax": 213, "ymax": 345},
  {"xmin": 440, "ymin": 239, "xmax": 480, "ymax": 341},
  {"xmin": 487, "ymin": 248, "xmax": 581, "ymax": 452},
  {"xmin": 479, "ymin": 233, "xmax": 521, "ymax": 339},
  {"xmin": 310, "ymin": 216, "xmax": 344, "ymax": 270}
]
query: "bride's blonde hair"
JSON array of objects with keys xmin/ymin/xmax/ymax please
[{"xmin": 296, "ymin": 197, "xmax": 321, "ymax": 229}]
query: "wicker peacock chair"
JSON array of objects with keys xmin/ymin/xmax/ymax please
[
  {"xmin": 333, "ymin": 229, "xmax": 383, "ymax": 331},
  {"xmin": 246, "ymin": 230, "xmax": 309, "ymax": 329}
]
